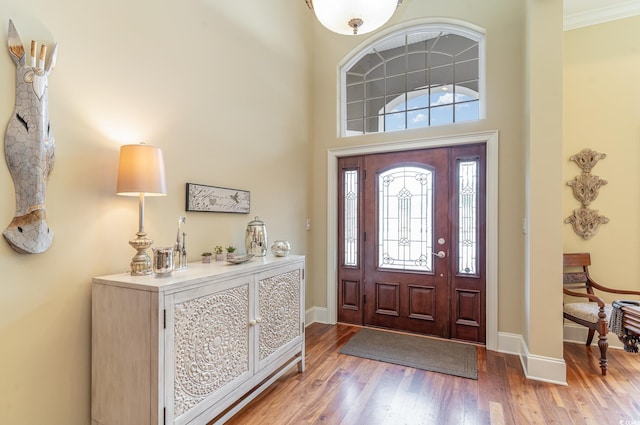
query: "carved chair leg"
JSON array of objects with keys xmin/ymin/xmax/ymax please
[
  {"xmin": 586, "ymin": 328, "xmax": 595, "ymax": 346},
  {"xmin": 595, "ymin": 310, "xmax": 609, "ymax": 375},
  {"xmin": 597, "ymin": 333, "xmax": 608, "ymax": 376}
]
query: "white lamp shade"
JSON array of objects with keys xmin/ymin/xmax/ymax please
[
  {"xmin": 116, "ymin": 144, "xmax": 167, "ymax": 196},
  {"xmin": 312, "ymin": 0, "xmax": 398, "ymax": 35}
]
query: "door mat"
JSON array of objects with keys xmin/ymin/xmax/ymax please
[{"xmin": 339, "ymin": 328, "xmax": 478, "ymax": 379}]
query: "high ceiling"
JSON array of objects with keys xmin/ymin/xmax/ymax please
[{"xmin": 564, "ymin": 0, "xmax": 640, "ymax": 30}]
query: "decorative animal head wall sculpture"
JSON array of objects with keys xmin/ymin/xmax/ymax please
[{"xmin": 3, "ymin": 20, "xmax": 58, "ymax": 254}]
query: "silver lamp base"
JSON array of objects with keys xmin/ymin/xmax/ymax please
[{"xmin": 129, "ymin": 231, "xmax": 153, "ymax": 275}]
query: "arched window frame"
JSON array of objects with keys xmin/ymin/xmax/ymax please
[{"xmin": 339, "ymin": 19, "xmax": 486, "ymax": 137}]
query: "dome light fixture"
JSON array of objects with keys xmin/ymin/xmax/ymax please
[{"xmin": 305, "ymin": 0, "xmax": 403, "ymax": 35}]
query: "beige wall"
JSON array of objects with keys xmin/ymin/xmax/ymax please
[
  {"xmin": 0, "ymin": 1, "xmax": 312, "ymax": 423},
  {"xmin": 563, "ymin": 16, "xmax": 640, "ymax": 294}
]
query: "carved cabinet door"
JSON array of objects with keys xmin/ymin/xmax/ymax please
[
  {"xmin": 256, "ymin": 263, "xmax": 304, "ymax": 372},
  {"xmin": 164, "ymin": 276, "xmax": 254, "ymax": 424}
]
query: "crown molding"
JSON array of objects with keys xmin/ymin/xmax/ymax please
[{"xmin": 564, "ymin": 0, "xmax": 640, "ymax": 31}]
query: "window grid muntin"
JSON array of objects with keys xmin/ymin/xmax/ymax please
[
  {"xmin": 378, "ymin": 166, "xmax": 434, "ymax": 272},
  {"xmin": 343, "ymin": 26, "xmax": 483, "ymax": 136},
  {"xmin": 382, "ymin": 85, "xmax": 479, "ymax": 132},
  {"xmin": 458, "ymin": 160, "xmax": 479, "ymax": 275}
]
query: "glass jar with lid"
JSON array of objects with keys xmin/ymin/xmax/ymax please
[{"xmin": 245, "ymin": 216, "xmax": 267, "ymax": 256}]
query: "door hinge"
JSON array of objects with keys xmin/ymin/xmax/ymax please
[
  {"xmin": 363, "ymin": 294, "xmax": 366, "ymax": 305},
  {"xmin": 363, "ymin": 232, "xmax": 366, "ymax": 242},
  {"xmin": 302, "ymin": 269, "xmax": 305, "ymax": 280},
  {"xmin": 163, "ymin": 407, "xmax": 166, "ymax": 425},
  {"xmin": 363, "ymin": 169, "xmax": 366, "ymax": 180},
  {"xmin": 163, "ymin": 309, "xmax": 166, "ymax": 329}
]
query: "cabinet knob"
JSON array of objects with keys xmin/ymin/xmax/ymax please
[
  {"xmin": 249, "ymin": 320, "xmax": 257, "ymax": 326},
  {"xmin": 256, "ymin": 317, "xmax": 262, "ymax": 324}
]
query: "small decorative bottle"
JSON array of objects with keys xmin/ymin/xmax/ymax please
[
  {"xmin": 173, "ymin": 216, "xmax": 187, "ymax": 270},
  {"xmin": 181, "ymin": 232, "xmax": 187, "ymax": 268}
]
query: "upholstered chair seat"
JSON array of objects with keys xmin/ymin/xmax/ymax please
[{"xmin": 564, "ymin": 302, "xmax": 612, "ymax": 324}]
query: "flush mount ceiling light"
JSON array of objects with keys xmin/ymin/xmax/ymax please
[{"xmin": 305, "ymin": 0, "xmax": 403, "ymax": 35}]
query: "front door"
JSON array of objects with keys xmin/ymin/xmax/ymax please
[{"xmin": 337, "ymin": 144, "xmax": 486, "ymax": 343}]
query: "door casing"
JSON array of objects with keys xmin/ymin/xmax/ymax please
[{"xmin": 326, "ymin": 130, "xmax": 499, "ymax": 351}]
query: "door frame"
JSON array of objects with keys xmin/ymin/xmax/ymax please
[{"xmin": 326, "ymin": 130, "xmax": 499, "ymax": 351}]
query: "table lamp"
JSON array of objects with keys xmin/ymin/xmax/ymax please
[{"xmin": 116, "ymin": 143, "xmax": 167, "ymax": 275}]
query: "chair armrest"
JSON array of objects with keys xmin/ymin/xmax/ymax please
[
  {"xmin": 588, "ymin": 278, "xmax": 640, "ymax": 296},
  {"xmin": 563, "ymin": 288, "xmax": 605, "ymax": 307}
]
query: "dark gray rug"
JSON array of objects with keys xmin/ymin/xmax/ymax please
[{"xmin": 339, "ymin": 328, "xmax": 478, "ymax": 379}]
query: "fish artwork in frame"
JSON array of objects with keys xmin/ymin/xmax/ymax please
[{"xmin": 185, "ymin": 183, "xmax": 250, "ymax": 214}]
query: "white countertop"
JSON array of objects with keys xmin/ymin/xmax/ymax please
[{"xmin": 92, "ymin": 254, "xmax": 304, "ymax": 292}]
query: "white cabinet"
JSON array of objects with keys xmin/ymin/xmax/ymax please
[{"xmin": 91, "ymin": 256, "xmax": 305, "ymax": 425}]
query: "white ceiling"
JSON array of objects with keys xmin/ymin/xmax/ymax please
[{"xmin": 564, "ymin": 0, "xmax": 640, "ymax": 30}]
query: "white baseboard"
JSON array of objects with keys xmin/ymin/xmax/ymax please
[
  {"xmin": 496, "ymin": 331, "xmax": 523, "ymax": 355},
  {"xmin": 523, "ymin": 350, "xmax": 568, "ymax": 385},
  {"xmin": 496, "ymin": 323, "xmax": 626, "ymax": 384},
  {"xmin": 497, "ymin": 331, "xmax": 567, "ymax": 384},
  {"xmin": 563, "ymin": 322, "xmax": 624, "ymax": 349},
  {"xmin": 305, "ymin": 306, "xmax": 330, "ymax": 327}
]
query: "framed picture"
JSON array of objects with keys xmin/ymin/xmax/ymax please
[{"xmin": 185, "ymin": 183, "xmax": 250, "ymax": 214}]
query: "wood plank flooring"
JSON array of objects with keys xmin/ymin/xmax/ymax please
[{"xmin": 224, "ymin": 323, "xmax": 640, "ymax": 425}]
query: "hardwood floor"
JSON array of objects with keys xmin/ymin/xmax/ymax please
[{"xmin": 224, "ymin": 323, "xmax": 640, "ymax": 425}]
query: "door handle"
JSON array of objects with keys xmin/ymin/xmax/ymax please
[{"xmin": 432, "ymin": 251, "xmax": 446, "ymax": 259}]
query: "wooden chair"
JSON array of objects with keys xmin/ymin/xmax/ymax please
[{"xmin": 563, "ymin": 253, "xmax": 640, "ymax": 375}]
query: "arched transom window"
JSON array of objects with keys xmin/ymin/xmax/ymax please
[{"xmin": 342, "ymin": 23, "xmax": 485, "ymax": 136}]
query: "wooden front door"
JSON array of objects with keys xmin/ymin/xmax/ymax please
[{"xmin": 337, "ymin": 144, "xmax": 486, "ymax": 343}]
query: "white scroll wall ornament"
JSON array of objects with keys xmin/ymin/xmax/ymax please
[
  {"xmin": 564, "ymin": 149, "xmax": 608, "ymax": 240},
  {"xmin": 3, "ymin": 20, "xmax": 58, "ymax": 254}
]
